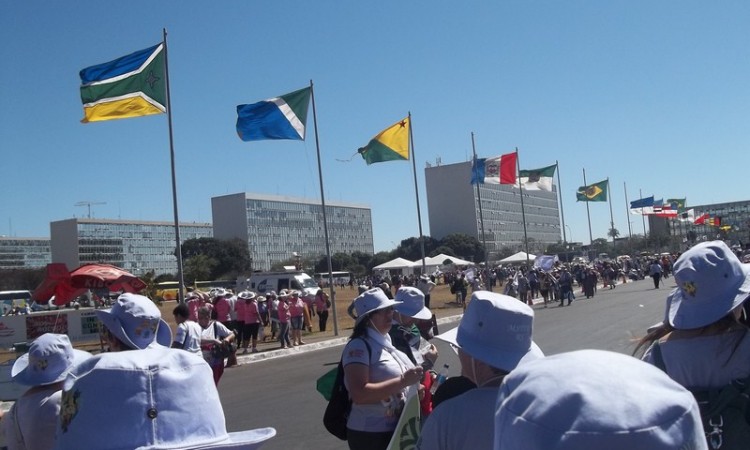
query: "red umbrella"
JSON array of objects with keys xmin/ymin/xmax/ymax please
[
  {"xmin": 69, "ymin": 264, "xmax": 147, "ymax": 293},
  {"xmin": 33, "ymin": 263, "xmax": 146, "ymax": 306}
]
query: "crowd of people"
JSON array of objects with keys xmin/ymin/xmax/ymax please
[
  {"xmin": 4, "ymin": 240, "xmax": 750, "ymax": 449},
  {"xmin": 335, "ymin": 240, "xmax": 749, "ymax": 450}
]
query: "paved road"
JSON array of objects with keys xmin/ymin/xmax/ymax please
[{"xmin": 217, "ymin": 277, "xmax": 670, "ymax": 450}]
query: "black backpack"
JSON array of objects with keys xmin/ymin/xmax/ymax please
[
  {"xmin": 651, "ymin": 341, "xmax": 750, "ymax": 449},
  {"xmin": 323, "ymin": 338, "xmax": 371, "ymax": 440}
]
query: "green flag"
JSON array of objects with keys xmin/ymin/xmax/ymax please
[{"xmin": 576, "ymin": 179, "xmax": 608, "ymax": 202}]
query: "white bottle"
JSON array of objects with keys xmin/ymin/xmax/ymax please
[{"xmin": 430, "ymin": 364, "xmax": 450, "ymax": 394}]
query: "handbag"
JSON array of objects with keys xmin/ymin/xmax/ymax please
[
  {"xmin": 210, "ymin": 322, "xmax": 236, "ymax": 359},
  {"xmin": 323, "ymin": 338, "xmax": 371, "ymax": 440}
]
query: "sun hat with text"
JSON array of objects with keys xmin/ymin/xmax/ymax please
[
  {"xmin": 95, "ymin": 293, "xmax": 172, "ymax": 350},
  {"xmin": 12, "ymin": 333, "xmax": 91, "ymax": 387},
  {"xmin": 353, "ymin": 288, "xmax": 402, "ymax": 326},
  {"xmin": 394, "ymin": 286, "xmax": 432, "ymax": 320},
  {"xmin": 55, "ymin": 347, "xmax": 275, "ymax": 450},
  {"xmin": 493, "ymin": 349, "xmax": 706, "ymax": 450},
  {"xmin": 666, "ymin": 240, "xmax": 750, "ymax": 330},
  {"xmin": 435, "ymin": 291, "xmax": 542, "ymax": 372}
]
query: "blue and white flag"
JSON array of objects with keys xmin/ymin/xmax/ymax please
[
  {"xmin": 629, "ymin": 196, "xmax": 654, "ymax": 215},
  {"xmin": 236, "ymin": 87, "xmax": 311, "ymax": 141},
  {"xmin": 533, "ymin": 255, "xmax": 558, "ymax": 272}
]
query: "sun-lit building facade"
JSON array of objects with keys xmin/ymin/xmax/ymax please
[
  {"xmin": 0, "ymin": 237, "xmax": 51, "ymax": 269},
  {"xmin": 212, "ymin": 193, "xmax": 374, "ymax": 271},
  {"xmin": 425, "ymin": 161, "xmax": 561, "ymax": 258},
  {"xmin": 50, "ymin": 218, "xmax": 213, "ymax": 276}
]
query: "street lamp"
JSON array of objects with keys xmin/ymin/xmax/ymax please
[{"xmin": 565, "ymin": 225, "xmax": 573, "ymax": 245}]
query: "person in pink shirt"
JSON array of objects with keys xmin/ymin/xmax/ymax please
[
  {"xmin": 314, "ymin": 288, "xmax": 330, "ymax": 332},
  {"xmin": 277, "ymin": 291, "xmax": 292, "ymax": 349},
  {"xmin": 237, "ymin": 291, "xmax": 262, "ymax": 353},
  {"xmin": 187, "ymin": 291, "xmax": 212, "ymax": 322},
  {"xmin": 212, "ymin": 289, "xmax": 232, "ymax": 324},
  {"xmin": 288, "ymin": 291, "xmax": 307, "ymax": 346}
]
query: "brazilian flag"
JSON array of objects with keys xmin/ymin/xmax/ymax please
[{"xmin": 576, "ymin": 180, "xmax": 608, "ymax": 202}]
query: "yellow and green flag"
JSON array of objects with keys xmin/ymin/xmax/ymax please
[
  {"xmin": 358, "ymin": 117, "xmax": 410, "ymax": 165},
  {"xmin": 576, "ymin": 179, "xmax": 608, "ymax": 202}
]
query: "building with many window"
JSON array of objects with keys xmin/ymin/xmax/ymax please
[
  {"xmin": 212, "ymin": 192, "xmax": 374, "ymax": 271},
  {"xmin": 425, "ymin": 161, "xmax": 561, "ymax": 258},
  {"xmin": 50, "ymin": 219, "xmax": 213, "ymax": 276},
  {"xmin": 658, "ymin": 199, "xmax": 750, "ymax": 248},
  {"xmin": 0, "ymin": 237, "xmax": 51, "ymax": 269}
]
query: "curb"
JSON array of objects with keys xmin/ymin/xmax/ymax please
[{"xmin": 233, "ymin": 314, "xmax": 464, "ymax": 366}]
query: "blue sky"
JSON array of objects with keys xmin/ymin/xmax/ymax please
[{"xmin": 2, "ymin": 2, "xmax": 749, "ymax": 253}]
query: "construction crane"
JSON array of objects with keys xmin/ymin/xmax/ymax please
[{"xmin": 74, "ymin": 201, "xmax": 106, "ymax": 219}]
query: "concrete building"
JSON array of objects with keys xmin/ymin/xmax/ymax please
[
  {"xmin": 212, "ymin": 192, "xmax": 374, "ymax": 271},
  {"xmin": 50, "ymin": 218, "xmax": 213, "ymax": 276},
  {"xmin": 425, "ymin": 161, "xmax": 561, "ymax": 258},
  {"xmin": 660, "ymin": 199, "xmax": 750, "ymax": 248},
  {"xmin": 0, "ymin": 237, "xmax": 51, "ymax": 269}
]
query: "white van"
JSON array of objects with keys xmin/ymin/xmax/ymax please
[{"xmin": 237, "ymin": 271, "xmax": 320, "ymax": 297}]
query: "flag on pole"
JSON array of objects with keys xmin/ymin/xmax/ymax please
[
  {"xmin": 517, "ymin": 164, "xmax": 556, "ymax": 191},
  {"xmin": 629, "ymin": 196, "xmax": 655, "ymax": 215},
  {"xmin": 666, "ymin": 198, "xmax": 687, "ymax": 211},
  {"xmin": 236, "ymin": 87, "xmax": 311, "ymax": 141},
  {"xmin": 471, "ymin": 152, "xmax": 517, "ymax": 185},
  {"xmin": 575, "ymin": 179, "xmax": 608, "ymax": 202},
  {"xmin": 678, "ymin": 209, "xmax": 695, "ymax": 222},
  {"xmin": 694, "ymin": 213, "xmax": 709, "ymax": 225},
  {"xmin": 79, "ymin": 43, "xmax": 166, "ymax": 123},
  {"xmin": 708, "ymin": 216, "xmax": 722, "ymax": 227},
  {"xmin": 357, "ymin": 117, "xmax": 410, "ymax": 165}
]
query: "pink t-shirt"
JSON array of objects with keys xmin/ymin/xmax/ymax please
[
  {"xmin": 240, "ymin": 300, "xmax": 261, "ymax": 324},
  {"xmin": 277, "ymin": 301, "xmax": 290, "ymax": 323},
  {"xmin": 188, "ymin": 300, "xmax": 212, "ymax": 322},
  {"xmin": 234, "ymin": 301, "xmax": 247, "ymax": 323},
  {"xmin": 213, "ymin": 297, "xmax": 231, "ymax": 322},
  {"xmin": 315, "ymin": 294, "xmax": 328, "ymax": 312},
  {"xmin": 289, "ymin": 298, "xmax": 305, "ymax": 318}
]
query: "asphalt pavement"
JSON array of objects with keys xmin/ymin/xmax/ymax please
[{"xmin": 218, "ymin": 276, "xmax": 671, "ymax": 450}]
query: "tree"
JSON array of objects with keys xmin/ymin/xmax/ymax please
[
  {"xmin": 440, "ymin": 233, "xmax": 485, "ymax": 262},
  {"xmin": 181, "ymin": 237, "xmax": 251, "ymax": 280},
  {"xmin": 183, "ymin": 254, "xmax": 218, "ymax": 283}
]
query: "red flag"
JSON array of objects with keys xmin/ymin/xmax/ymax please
[
  {"xmin": 694, "ymin": 213, "xmax": 709, "ymax": 225},
  {"xmin": 498, "ymin": 152, "xmax": 518, "ymax": 184}
]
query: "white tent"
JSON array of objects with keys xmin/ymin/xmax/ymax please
[
  {"xmin": 498, "ymin": 251, "xmax": 537, "ymax": 264},
  {"xmin": 425, "ymin": 253, "xmax": 474, "ymax": 267},
  {"xmin": 373, "ymin": 257, "xmax": 415, "ymax": 271}
]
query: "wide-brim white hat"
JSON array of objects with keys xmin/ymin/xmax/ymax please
[
  {"xmin": 96, "ymin": 293, "xmax": 172, "ymax": 350},
  {"xmin": 435, "ymin": 291, "xmax": 542, "ymax": 372},
  {"xmin": 666, "ymin": 241, "xmax": 750, "ymax": 329},
  {"xmin": 56, "ymin": 348, "xmax": 276, "ymax": 450},
  {"xmin": 394, "ymin": 286, "xmax": 432, "ymax": 320},
  {"xmin": 12, "ymin": 333, "xmax": 91, "ymax": 386},
  {"xmin": 354, "ymin": 288, "xmax": 402, "ymax": 326}
]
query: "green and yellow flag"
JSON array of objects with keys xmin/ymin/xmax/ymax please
[
  {"xmin": 358, "ymin": 117, "xmax": 410, "ymax": 165},
  {"xmin": 576, "ymin": 179, "xmax": 608, "ymax": 202}
]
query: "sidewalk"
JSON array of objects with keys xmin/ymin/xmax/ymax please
[{"xmin": 231, "ymin": 313, "xmax": 465, "ymax": 366}]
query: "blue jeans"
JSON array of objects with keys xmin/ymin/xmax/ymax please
[{"xmin": 278, "ymin": 322, "xmax": 291, "ymax": 347}]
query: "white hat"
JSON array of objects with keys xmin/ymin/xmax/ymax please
[
  {"xmin": 394, "ymin": 287, "xmax": 431, "ymax": 320},
  {"xmin": 354, "ymin": 288, "xmax": 401, "ymax": 326},
  {"xmin": 667, "ymin": 240, "xmax": 750, "ymax": 329},
  {"xmin": 95, "ymin": 293, "xmax": 171, "ymax": 350},
  {"xmin": 12, "ymin": 333, "xmax": 91, "ymax": 386},
  {"xmin": 435, "ymin": 291, "xmax": 542, "ymax": 372},
  {"xmin": 56, "ymin": 347, "xmax": 276, "ymax": 449},
  {"xmin": 238, "ymin": 291, "xmax": 256, "ymax": 300},
  {"xmin": 494, "ymin": 350, "xmax": 706, "ymax": 450}
]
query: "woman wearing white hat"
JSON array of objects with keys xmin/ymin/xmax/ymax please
[
  {"xmin": 342, "ymin": 288, "xmax": 424, "ymax": 450},
  {"xmin": 635, "ymin": 241, "xmax": 750, "ymax": 448},
  {"xmin": 2, "ymin": 333, "xmax": 91, "ymax": 450}
]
